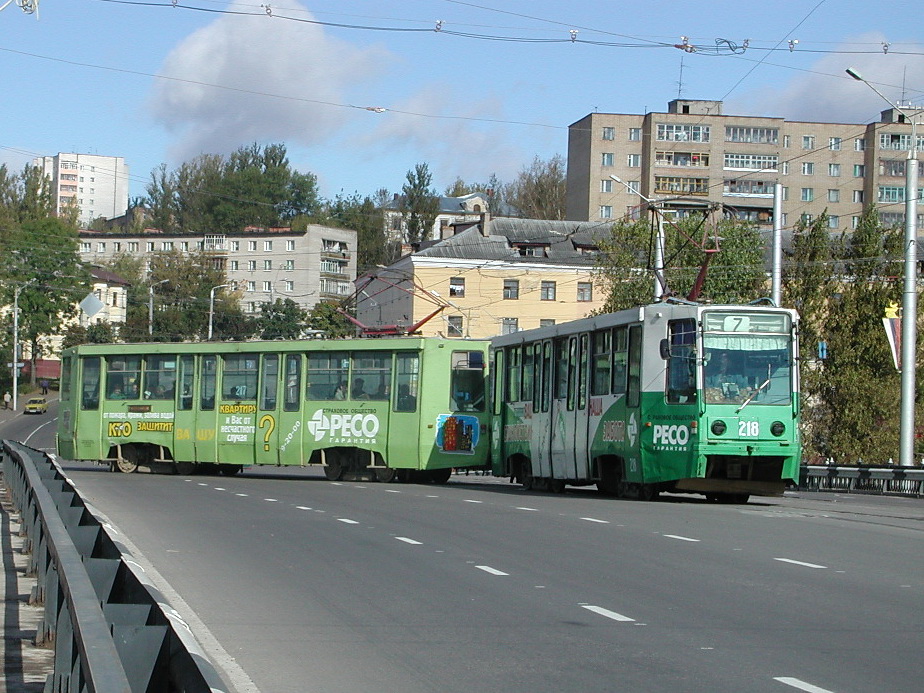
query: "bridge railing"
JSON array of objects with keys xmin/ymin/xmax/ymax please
[
  {"xmin": 1, "ymin": 440, "xmax": 230, "ymax": 693},
  {"xmin": 799, "ymin": 464, "xmax": 924, "ymax": 498}
]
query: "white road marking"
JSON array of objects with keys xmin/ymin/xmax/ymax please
[
  {"xmin": 581, "ymin": 517, "xmax": 609, "ymax": 524},
  {"xmin": 515, "ymin": 507, "xmax": 539, "ymax": 511},
  {"xmin": 395, "ymin": 537, "xmax": 422, "ymax": 545},
  {"xmin": 426, "ymin": 495, "xmax": 439, "ymax": 498},
  {"xmin": 464, "ymin": 499, "xmax": 483, "ymax": 504},
  {"xmin": 198, "ymin": 483, "xmax": 208, "ymax": 486},
  {"xmin": 385, "ymin": 489, "xmax": 401, "ymax": 493},
  {"xmin": 475, "ymin": 565, "xmax": 508, "ymax": 576},
  {"xmin": 214, "ymin": 487, "xmax": 225, "ymax": 491},
  {"xmin": 295, "ymin": 506, "xmax": 311, "ymax": 510},
  {"xmin": 774, "ymin": 558, "xmax": 827, "ymax": 569},
  {"xmin": 580, "ymin": 605, "xmax": 635, "ymax": 622},
  {"xmin": 773, "ymin": 676, "xmax": 834, "ymax": 692},
  {"xmin": 338, "ymin": 518, "xmax": 359, "ymax": 524},
  {"xmin": 264, "ymin": 498, "xmax": 278, "ymax": 502},
  {"xmin": 236, "ymin": 493, "xmax": 248, "ymax": 497},
  {"xmin": 664, "ymin": 534, "xmax": 700, "ymax": 542}
]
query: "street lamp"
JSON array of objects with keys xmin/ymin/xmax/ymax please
[
  {"xmin": 847, "ymin": 67, "xmax": 919, "ymax": 466},
  {"xmin": 148, "ymin": 279, "xmax": 169, "ymax": 337},
  {"xmin": 208, "ymin": 283, "xmax": 234, "ymax": 340}
]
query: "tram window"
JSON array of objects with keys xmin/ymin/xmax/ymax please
[
  {"xmin": 627, "ymin": 326, "xmax": 642, "ymax": 408},
  {"xmin": 352, "ymin": 353, "xmax": 392, "ymax": 400},
  {"xmin": 492, "ymin": 349, "xmax": 504, "ymax": 416},
  {"xmin": 591, "ymin": 330, "xmax": 612, "ymax": 396},
  {"xmin": 283, "ymin": 354, "xmax": 301, "ymax": 412},
  {"xmin": 106, "ymin": 355, "xmax": 141, "ymax": 399},
  {"xmin": 200, "ymin": 355, "xmax": 217, "ymax": 410},
  {"xmin": 553, "ymin": 339, "xmax": 568, "ymax": 399},
  {"xmin": 60, "ymin": 356, "xmax": 72, "ymax": 402},
  {"xmin": 261, "ymin": 354, "xmax": 279, "ymax": 410},
  {"xmin": 178, "ymin": 355, "xmax": 194, "ymax": 410},
  {"xmin": 578, "ymin": 334, "xmax": 589, "ymax": 410},
  {"xmin": 451, "ymin": 350, "xmax": 486, "ymax": 412},
  {"xmin": 541, "ymin": 341, "xmax": 552, "ymax": 412},
  {"xmin": 522, "ymin": 345, "xmax": 534, "ymax": 403},
  {"xmin": 506, "ymin": 347, "xmax": 521, "ymax": 402},
  {"xmin": 81, "ymin": 356, "xmax": 101, "ymax": 410},
  {"xmin": 144, "ymin": 355, "xmax": 177, "ymax": 400},
  {"xmin": 567, "ymin": 337, "xmax": 577, "ymax": 411},
  {"xmin": 307, "ymin": 351, "xmax": 348, "ymax": 400},
  {"xmin": 613, "ymin": 327, "xmax": 628, "ymax": 395},
  {"xmin": 532, "ymin": 343, "xmax": 542, "ymax": 412},
  {"xmin": 394, "ymin": 352, "xmax": 419, "ymax": 412},
  {"xmin": 666, "ymin": 319, "xmax": 697, "ymax": 404},
  {"xmin": 222, "ymin": 354, "xmax": 258, "ymax": 400}
]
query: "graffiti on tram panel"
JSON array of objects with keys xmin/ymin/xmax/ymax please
[{"xmin": 436, "ymin": 414, "xmax": 479, "ymax": 454}]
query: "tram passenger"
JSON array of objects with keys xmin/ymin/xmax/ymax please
[
  {"xmin": 352, "ymin": 378, "xmax": 369, "ymax": 399},
  {"xmin": 396, "ymin": 384, "xmax": 416, "ymax": 412},
  {"xmin": 333, "ymin": 381, "xmax": 346, "ymax": 400}
]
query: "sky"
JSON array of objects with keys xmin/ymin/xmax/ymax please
[{"xmin": 2, "ymin": 0, "xmax": 923, "ymax": 206}]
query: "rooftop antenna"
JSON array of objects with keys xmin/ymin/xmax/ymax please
[{"xmin": 677, "ymin": 54, "xmax": 686, "ymax": 99}]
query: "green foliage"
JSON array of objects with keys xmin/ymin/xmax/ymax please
[
  {"xmin": 307, "ymin": 301, "xmax": 354, "ymax": 338},
  {"xmin": 144, "ymin": 143, "xmax": 320, "ymax": 235},
  {"xmin": 320, "ymin": 191, "xmax": 399, "ymax": 275},
  {"xmin": 258, "ymin": 298, "xmax": 307, "ymax": 340},
  {"xmin": 401, "ymin": 163, "xmax": 439, "ymax": 244},
  {"xmin": 61, "ymin": 322, "xmax": 117, "ymax": 349},
  {"xmin": 503, "ymin": 155, "xmax": 566, "ymax": 220},
  {"xmin": 595, "ymin": 214, "xmax": 766, "ymax": 312}
]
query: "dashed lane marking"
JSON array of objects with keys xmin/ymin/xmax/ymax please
[
  {"xmin": 337, "ymin": 518, "xmax": 359, "ymax": 524},
  {"xmin": 515, "ymin": 507, "xmax": 539, "ymax": 511},
  {"xmin": 664, "ymin": 534, "xmax": 700, "ymax": 542},
  {"xmin": 580, "ymin": 604, "xmax": 635, "ymax": 622},
  {"xmin": 264, "ymin": 498, "xmax": 278, "ymax": 502},
  {"xmin": 580, "ymin": 517, "xmax": 609, "ymax": 524},
  {"xmin": 773, "ymin": 676, "xmax": 834, "ymax": 692},
  {"xmin": 464, "ymin": 499, "xmax": 483, "ymax": 504},
  {"xmin": 475, "ymin": 565, "xmax": 508, "ymax": 576},
  {"xmin": 395, "ymin": 537, "xmax": 422, "ymax": 545},
  {"xmin": 774, "ymin": 558, "xmax": 827, "ymax": 569}
]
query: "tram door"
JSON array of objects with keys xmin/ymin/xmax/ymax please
[
  {"xmin": 550, "ymin": 336, "xmax": 583, "ymax": 479},
  {"xmin": 254, "ymin": 354, "xmax": 282, "ymax": 466},
  {"xmin": 274, "ymin": 353, "xmax": 305, "ymax": 466},
  {"xmin": 172, "ymin": 354, "xmax": 197, "ymax": 463},
  {"xmin": 573, "ymin": 333, "xmax": 590, "ymax": 479}
]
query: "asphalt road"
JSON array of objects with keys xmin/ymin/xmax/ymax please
[{"xmin": 5, "ymin": 402, "xmax": 924, "ymax": 693}]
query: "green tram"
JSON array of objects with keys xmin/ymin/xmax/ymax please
[
  {"xmin": 56, "ymin": 338, "xmax": 490, "ymax": 481},
  {"xmin": 490, "ymin": 301, "xmax": 800, "ymax": 502}
]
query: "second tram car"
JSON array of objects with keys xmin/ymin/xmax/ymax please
[
  {"xmin": 490, "ymin": 301, "xmax": 800, "ymax": 502},
  {"xmin": 57, "ymin": 337, "xmax": 490, "ymax": 481}
]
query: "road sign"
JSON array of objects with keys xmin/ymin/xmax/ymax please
[{"xmin": 6, "ymin": 362, "xmax": 24, "ymax": 368}]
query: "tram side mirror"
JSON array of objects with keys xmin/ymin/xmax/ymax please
[{"xmin": 659, "ymin": 338, "xmax": 670, "ymax": 360}]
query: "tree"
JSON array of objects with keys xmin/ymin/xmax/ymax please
[
  {"xmin": 321, "ymin": 191, "xmax": 399, "ymax": 275},
  {"xmin": 307, "ymin": 301, "xmax": 354, "ymax": 338},
  {"xmin": 257, "ymin": 298, "xmax": 307, "ymax": 340},
  {"xmin": 401, "ymin": 163, "xmax": 439, "ymax": 244},
  {"xmin": 503, "ymin": 155, "xmax": 566, "ymax": 220}
]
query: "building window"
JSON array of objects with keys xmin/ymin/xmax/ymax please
[
  {"xmin": 627, "ymin": 154, "xmax": 641, "ymax": 167},
  {"xmin": 656, "ymin": 123, "xmax": 710, "ymax": 142},
  {"xmin": 229, "ymin": 260, "xmax": 239, "ymax": 271},
  {"xmin": 655, "ymin": 151, "xmax": 710, "ymax": 167},
  {"xmin": 852, "ymin": 216, "xmax": 860, "ymax": 229},
  {"xmin": 801, "ymin": 188, "xmax": 814, "ymax": 202},
  {"xmin": 602, "ymin": 127, "xmax": 615, "ymax": 140},
  {"xmin": 628, "ymin": 128, "xmax": 641, "ymax": 141},
  {"xmin": 450, "ymin": 277, "xmax": 465, "ymax": 297},
  {"xmin": 286, "ymin": 239, "xmax": 295, "ymax": 251},
  {"xmin": 181, "ymin": 241, "xmax": 190, "ymax": 251},
  {"xmin": 284, "ymin": 259, "xmax": 294, "ymax": 271},
  {"xmin": 601, "ymin": 152, "xmax": 614, "ymax": 167},
  {"xmin": 829, "ymin": 163, "xmax": 841, "ymax": 177},
  {"xmin": 599, "ymin": 205, "xmax": 613, "ymax": 219},
  {"xmin": 828, "ymin": 215, "xmax": 839, "ymax": 229},
  {"xmin": 802, "ymin": 135, "xmax": 815, "ymax": 150},
  {"xmin": 162, "ymin": 241, "xmax": 173, "ymax": 251},
  {"xmin": 539, "ymin": 319, "xmax": 556, "ymax": 327},
  {"xmin": 541, "ymin": 281, "xmax": 557, "ymax": 301},
  {"xmin": 146, "ymin": 242, "xmax": 154, "ymax": 252},
  {"xmin": 246, "ymin": 281, "xmax": 256, "ymax": 291},
  {"xmin": 577, "ymin": 282, "xmax": 593, "ymax": 302},
  {"xmin": 855, "ymin": 138, "xmax": 866, "ymax": 151},
  {"xmin": 783, "ymin": 135, "xmax": 791, "ymax": 148},
  {"xmin": 828, "ymin": 189, "xmax": 840, "ymax": 203},
  {"xmin": 780, "ymin": 213, "xmax": 788, "ymax": 227},
  {"xmin": 231, "ymin": 240, "xmax": 240, "ymax": 251},
  {"xmin": 248, "ymin": 260, "xmax": 257, "ymax": 271},
  {"xmin": 654, "ymin": 176, "xmax": 709, "ymax": 195},
  {"xmin": 601, "ymin": 179, "xmax": 613, "ymax": 193},
  {"xmin": 801, "ymin": 213, "xmax": 814, "ymax": 224},
  {"xmin": 501, "ymin": 318, "xmax": 519, "ymax": 334},
  {"xmin": 263, "ymin": 260, "xmax": 272, "ymax": 270},
  {"xmin": 724, "ymin": 153, "xmax": 778, "ymax": 170},
  {"xmin": 829, "ymin": 137, "xmax": 842, "ymax": 150},
  {"xmin": 447, "ymin": 315, "xmax": 464, "ymax": 337},
  {"xmin": 801, "ymin": 162, "xmax": 814, "ymax": 175},
  {"xmin": 80, "ymin": 242, "xmax": 91, "ymax": 253},
  {"xmin": 284, "ymin": 280, "xmax": 294, "ymax": 292},
  {"xmin": 854, "ymin": 164, "xmax": 866, "ymax": 177},
  {"xmin": 853, "ymin": 190, "xmax": 865, "ymax": 203},
  {"xmin": 128, "ymin": 242, "xmax": 139, "ymax": 252},
  {"xmin": 113, "ymin": 242, "xmax": 121, "ymax": 252},
  {"xmin": 781, "ymin": 187, "xmax": 789, "ymax": 200},
  {"xmin": 248, "ymin": 240, "xmax": 257, "ymax": 251},
  {"xmin": 724, "ymin": 126, "xmax": 779, "ymax": 144},
  {"xmin": 781, "ymin": 162, "xmax": 789, "ymax": 175},
  {"xmin": 262, "ymin": 281, "xmax": 272, "ymax": 292},
  {"xmin": 723, "ymin": 179, "xmax": 774, "ymax": 196},
  {"xmin": 264, "ymin": 240, "xmax": 273, "ymax": 251},
  {"xmin": 503, "ymin": 279, "xmax": 519, "ymax": 299}
]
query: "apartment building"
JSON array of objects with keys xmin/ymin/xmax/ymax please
[
  {"xmin": 384, "ymin": 192, "xmax": 490, "ymax": 242},
  {"xmin": 78, "ymin": 225, "xmax": 357, "ymax": 315},
  {"xmin": 567, "ymin": 99, "xmax": 920, "ymax": 233},
  {"xmin": 356, "ymin": 217, "xmax": 605, "ymax": 338},
  {"xmin": 33, "ymin": 153, "xmax": 130, "ymax": 228}
]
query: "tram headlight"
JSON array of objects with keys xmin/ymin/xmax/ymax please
[
  {"xmin": 710, "ymin": 420, "xmax": 727, "ymax": 436},
  {"xmin": 771, "ymin": 421, "xmax": 786, "ymax": 437}
]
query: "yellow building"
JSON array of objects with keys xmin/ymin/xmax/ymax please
[{"xmin": 356, "ymin": 217, "xmax": 607, "ymax": 338}]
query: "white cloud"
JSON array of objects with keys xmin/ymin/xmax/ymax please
[
  {"xmin": 729, "ymin": 34, "xmax": 924, "ymax": 123},
  {"xmin": 149, "ymin": 5, "xmax": 392, "ymax": 163}
]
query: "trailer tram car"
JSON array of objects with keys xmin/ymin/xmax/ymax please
[
  {"xmin": 56, "ymin": 338, "xmax": 490, "ymax": 481},
  {"xmin": 490, "ymin": 301, "xmax": 800, "ymax": 502}
]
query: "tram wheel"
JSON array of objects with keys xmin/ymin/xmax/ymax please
[
  {"xmin": 375, "ymin": 467, "xmax": 397, "ymax": 483},
  {"xmin": 519, "ymin": 460, "xmax": 534, "ymax": 490},
  {"xmin": 429, "ymin": 467, "xmax": 452, "ymax": 484},
  {"xmin": 219, "ymin": 464, "xmax": 242, "ymax": 476},
  {"xmin": 175, "ymin": 461, "xmax": 196, "ymax": 476},
  {"xmin": 638, "ymin": 484, "xmax": 657, "ymax": 501},
  {"xmin": 549, "ymin": 479, "xmax": 566, "ymax": 493},
  {"xmin": 115, "ymin": 448, "xmax": 139, "ymax": 474},
  {"xmin": 324, "ymin": 459, "xmax": 343, "ymax": 481}
]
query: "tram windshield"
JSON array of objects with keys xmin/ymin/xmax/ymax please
[
  {"xmin": 450, "ymin": 350, "xmax": 486, "ymax": 411},
  {"xmin": 701, "ymin": 312, "xmax": 792, "ymax": 406}
]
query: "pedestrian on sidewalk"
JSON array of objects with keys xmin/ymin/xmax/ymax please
[
  {"xmin": 2, "ymin": 391, "xmax": 10, "ymax": 410},
  {"xmin": 40, "ymin": 379, "xmax": 49, "ymax": 395}
]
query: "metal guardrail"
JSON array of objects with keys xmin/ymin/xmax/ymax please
[
  {"xmin": 799, "ymin": 464, "xmax": 924, "ymax": 497},
  {"xmin": 1, "ymin": 440, "xmax": 230, "ymax": 693}
]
